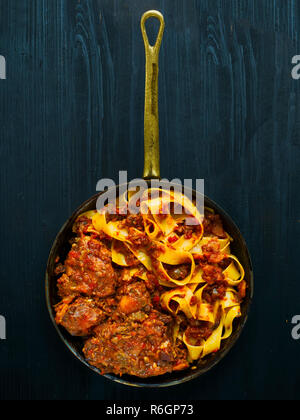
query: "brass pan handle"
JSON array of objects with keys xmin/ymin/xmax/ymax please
[{"xmin": 141, "ymin": 10, "xmax": 165, "ymax": 180}]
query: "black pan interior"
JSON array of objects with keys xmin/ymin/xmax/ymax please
[{"xmin": 45, "ymin": 185, "xmax": 253, "ymax": 388}]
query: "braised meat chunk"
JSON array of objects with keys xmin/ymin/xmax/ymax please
[
  {"xmin": 117, "ymin": 281, "xmax": 152, "ymax": 315},
  {"xmin": 203, "ymin": 213, "xmax": 226, "ymax": 238},
  {"xmin": 57, "ymin": 236, "xmax": 116, "ymax": 299},
  {"xmin": 83, "ymin": 311, "xmax": 186, "ymax": 378},
  {"xmin": 55, "ymin": 297, "xmax": 106, "ymax": 337}
]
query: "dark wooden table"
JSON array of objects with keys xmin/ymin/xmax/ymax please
[{"xmin": 0, "ymin": 0, "xmax": 299, "ymax": 400}]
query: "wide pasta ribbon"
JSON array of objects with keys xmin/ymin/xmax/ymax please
[
  {"xmin": 140, "ymin": 188, "xmax": 204, "ymax": 252},
  {"xmin": 111, "ymin": 240, "xmax": 129, "ymax": 266},
  {"xmin": 161, "ymin": 284, "xmax": 216, "ymax": 324},
  {"xmin": 221, "ymin": 306, "xmax": 241, "ymax": 340},
  {"xmin": 161, "ymin": 286, "xmax": 195, "ymax": 318},
  {"xmin": 183, "ymin": 304, "xmax": 241, "ymax": 361},
  {"xmin": 223, "ymin": 255, "xmax": 245, "ymax": 286},
  {"xmin": 93, "ymin": 212, "xmax": 129, "ymax": 242},
  {"xmin": 153, "ymin": 242, "xmax": 196, "ymax": 287},
  {"xmin": 191, "ymin": 235, "xmax": 232, "ymax": 256},
  {"xmin": 164, "ymin": 284, "xmax": 242, "ymax": 360}
]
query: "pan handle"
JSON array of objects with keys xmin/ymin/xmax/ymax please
[{"xmin": 141, "ymin": 10, "xmax": 165, "ymax": 180}]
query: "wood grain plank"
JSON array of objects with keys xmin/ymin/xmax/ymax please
[{"xmin": 0, "ymin": 0, "xmax": 299, "ymax": 400}]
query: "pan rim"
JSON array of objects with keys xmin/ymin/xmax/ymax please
[{"xmin": 45, "ymin": 187, "xmax": 254, "ymax": 388}]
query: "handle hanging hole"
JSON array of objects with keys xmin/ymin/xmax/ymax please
[
  {"xmin": 145, "ymin": 18, "xmax": 161, "ymax": 47},
  {"xmin": 141, "ymin": 10, "xmax": 165, "ymax": 54}
]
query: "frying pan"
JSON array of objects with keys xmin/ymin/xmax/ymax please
[{"xmin": 45, "ymin": 10, "xmax": 253, "ymax": 388}]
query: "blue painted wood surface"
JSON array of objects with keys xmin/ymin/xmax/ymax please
[{"xmin": 0, "ymin": 0, "xmax": 300, "ymax": 400}]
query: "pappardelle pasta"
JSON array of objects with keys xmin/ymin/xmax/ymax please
[{"xmin": 54, "ymin": 188, "xmax": 246, "ymax": 378}]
